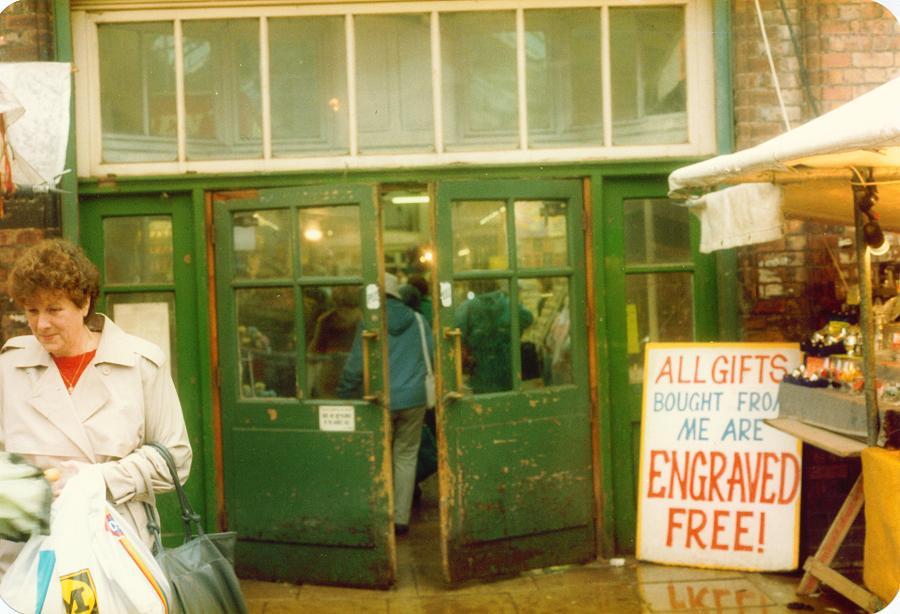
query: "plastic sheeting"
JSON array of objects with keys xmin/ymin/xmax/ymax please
[
  {"xmin": 861, "ymin": 446, "xmax": 900, "ymax": 605},
  {"xmin": 668, "ymin": 76, "xmax": 900, "ymax": 232},
  {"xmin": 0, "ymin": 62, "xmax": 71, "ymax": 188}
]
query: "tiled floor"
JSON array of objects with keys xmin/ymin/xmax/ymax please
[{"xmin": 239, "ymin": 483, "xmax": 862, "ymax": 613}]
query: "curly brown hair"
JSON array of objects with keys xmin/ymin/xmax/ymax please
[{"xmin": 8, "ymin": 239, "xmax": 100, "ymax": 320}]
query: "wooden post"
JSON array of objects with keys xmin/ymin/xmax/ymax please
[{"xmin": 853, "ymin": 180, "xmax": 880, "ymax": 446}]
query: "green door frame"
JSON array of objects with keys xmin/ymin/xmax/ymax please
[
  {"xmin": 79, "ymin": 192, "xmax": 208, "ymax": 541},
  {"xmin": 601, "ymin": 176, "xmax": 719, "ymax": 553},
  {"xmin": 74, "ymin": 159, "xmax": 734, "ymax": 567}
]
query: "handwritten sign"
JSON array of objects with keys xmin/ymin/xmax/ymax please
[{"xmin": 636, "ymin": 343, "xmax": 802, "ymax": 571}]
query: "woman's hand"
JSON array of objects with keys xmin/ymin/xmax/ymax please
[{"xmin": 49, "ymin": 460, "xmax": 91, "ymax": 497}]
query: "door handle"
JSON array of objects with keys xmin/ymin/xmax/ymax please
[
  {"xmin": 443, "ymin": 327, "xmax": 464, "ymax": 401},
  {"xmin": 361, "ymin": 330, "xmax": 379, "ymax": 403}
]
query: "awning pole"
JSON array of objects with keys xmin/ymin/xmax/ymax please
[{"xmin": 853, "ymin": 182, "xmax": 880, "ymax": 446}]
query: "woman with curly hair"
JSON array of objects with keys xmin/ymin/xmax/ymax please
[{"xmin": 0, "ymin": 238, "xmax": 191, "ymax": 578}]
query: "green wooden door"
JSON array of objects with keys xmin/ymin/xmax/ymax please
[
  {"xmin": 80, "ymin": 193, "xmax": 206, "ymax": 544},
  {"xmin": 213, "ymin": 185, "xmax": 394, "ymax": 587},
  {"xmin": 435, "ymin": 179, "xmax": 594, "ymax": 582},
  {"xmin": 602, "ymin": 177, "xmax": 718, "ymax": 553}
]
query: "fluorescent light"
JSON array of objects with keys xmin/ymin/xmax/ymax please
[{"xmin": 391, "ymin": 195, "xmax": 430, "ymax": 204}]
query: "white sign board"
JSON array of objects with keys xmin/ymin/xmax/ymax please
[
  {"xmin": 637, "ymin": 343, "xmax": 802, "ymax": 571},
  {"xmin": 112, "ymin": 302, "xmax": 172, "ymax": 377},
  {"xmin": 319, "ymin": 406, "xmax": 355, "ymax": 432}
]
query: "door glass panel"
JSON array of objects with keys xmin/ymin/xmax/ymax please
[
  {"xmin": 232, "ymin": 209, "xmax": 292, "ymax": 279},
  {"xmin": 441, "ymin": 11, "xmax": 518, "ymax": 150},
  {"xmin": 382, "ymin": 186, "xmax": 433, "ymax": 284},
  {"xmin": 515, "ymin": 200, "xmax": 568, "ymax": 268},
  {"xmin": 237, "ymin": 287, "xmax": 297, "ymax": 398},
  {"xmin": 299, "ymin": 206, "xmax": 362, "ymax": 277},
  {"xmin": 452, "ymin": 200, "xmax": 508, "ymax": 271},
  {"xmin": 525, "ymin": 9, "xmax": 603, "ymax": 148},
  {"xmin": 103, "ymin": 216, "xmax": 173, "ymax": 284},
  {"xmin": 610, "ymin": 7, "xmax": 687, "ymax": 145},
  {"xmin": 269, "ymin": 17, "xmax": 348, "ymax": 156},
  {"xmin": 454, "ymin": 279, "xmax": 535, "ymax": 394},
  {"xmin": 520, "ymin": 277, "xmax": 571, "ymax": 386},
  {"xmin": 108, "ymin": 292, "xmax": 177, "ymax": 380},
  {"xmin": 98, "ymin": 22, "xmax": 177, "ymax": 163},
  {"xmin": 182, "ymin": 19, "xmax": 262, "ymax": 160},
  {"xmin": 306, "ymin": 284, "xmax": 363, "ymax": 399},
  {"xmin": 356, "ymin": 14, "xmax": 433, "ymax": 153},
  {"xmin": 623, "ymin": 198, "xmax": 691, "ymax": 265},
  {"xmin": 626, "ymin": 272, "xmax": 694, "ymax": 384}
]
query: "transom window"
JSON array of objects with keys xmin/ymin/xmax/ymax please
[{"xmin": 73, "ymin": 1, "xmax": 715, "ymax": 177}]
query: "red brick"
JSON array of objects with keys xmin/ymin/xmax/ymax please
[
  {"xmin": 821, "ymin": 52, "xmax": 852, "ymax": 68},
  {"xmin": 852, "ymin": 51, "xmax": 896, "ymax": 67}
]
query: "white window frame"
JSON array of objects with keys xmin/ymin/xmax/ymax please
[{"xmin": 72, "ymin": 0, "xmax": 716, "ymax": 178}]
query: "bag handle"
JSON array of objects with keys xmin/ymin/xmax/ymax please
[
  {"xmin": 415, "ymin": 313, "xmax": 433, "ymax": 376},
  {"xmin": 144, "ymin": 441, "xmax": 204, "ymax": 544}
]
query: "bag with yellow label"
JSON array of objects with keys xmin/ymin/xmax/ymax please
[{"xmin": 0, "ymin": 465, "xmax": 170, "ymax": 613}]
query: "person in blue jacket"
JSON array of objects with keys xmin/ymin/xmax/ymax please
[{"xmin": 338, "ymin": 273, "xmax": 434, "ymax": 535}]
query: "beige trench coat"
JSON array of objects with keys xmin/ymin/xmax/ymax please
[{"xmin": 0, "ymin": 315, "xmax": 192, "ymax": 576}]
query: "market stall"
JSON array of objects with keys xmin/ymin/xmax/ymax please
[{"xmin": 667, "ymin": 75, "xmax": 900, "ymax": 611}]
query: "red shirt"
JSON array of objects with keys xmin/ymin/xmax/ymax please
[{"xmin": 53, "ymin": 350, "xmax": 96, "ymax": 392}]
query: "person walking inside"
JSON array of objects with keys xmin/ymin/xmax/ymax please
[{"xmin": 338, "ymin": 273, "xmax": 433, "ymax": 535}]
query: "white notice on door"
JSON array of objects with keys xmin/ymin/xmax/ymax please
[{"xmin": 319, "ymin": 406, "xmax": 355, "ymax": 432}]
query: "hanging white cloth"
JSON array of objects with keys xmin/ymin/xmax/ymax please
[
  {"xmin": 0, "ymin": 62, "xmax": 71, "ymax": 187},
  {"xmin": 684, "ymin": 182, "xmax": 785, "ymax": 253}
]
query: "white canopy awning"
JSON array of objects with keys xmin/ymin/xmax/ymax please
[{"xmin": 669, "ymin": 76, "xmax": 900, "ymax": 230}]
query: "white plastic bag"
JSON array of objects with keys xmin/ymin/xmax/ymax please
[{"xmin": 0, "ymin": 466, "xmax": 170, "ymax": 613}]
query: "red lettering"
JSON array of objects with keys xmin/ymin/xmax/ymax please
[
  {"xmin": 778, "ymin": 452, "xmax": 801, "ymax": 504},
  {"xmin": 745, "ymin": 452, "xmax": 763, "ymax": 502},
  {"xmin": 655, "ymin": 357, "xmax": 674, "ymax": 384},
  {"xmin": 739, "ymin": 355, "xmax": 753, "ymax": 383},
  {"xmin": 711, "ymin": 509, "xmax": 729, "ymax": 550},
  {"xmin": 693, "ymin": 355, "xmax": 706, "ymax": 383},
  {"xmin": 734, "ymin": 511, "xmax": 753, "ymax": 551},
  {"xmin": 647, "ymin": 451, "xmax": 668, "ymax": 498},
  {"xmin": 727, "ymin": 452, "xmax": 746, "ymax": 502},
  {"xmin": 760, "ymin": 452, "xmax": 778, "ymax": 504},
  {"xmin": 666, "ymin": 507, "xmax": 686, "ymax": 547},
  {"xmin": 770, "ymin": 353, "xmax": 789, "ymax": 383},
  {"xmin": 677, "ymin": 356, "xmax": 691, "ymax": 384},
  {"xmin": 666, "ymin": 585, "xmax": 686, "ymax": 609},
  {"xmin": 709, "ymin": 452, "xmax": 727, "ymax": 502},
  {"xmin": 711, "ymin": 355, "xmax": 729, "ymax": 384},
  {"xmin": 670, "ymin": 452, "xmax": 689, "ymax": 499},
  {"xmin": 689, "ymin": 452, "xmax": 708, "ymax": 500},
  {"xmin": 687, "ymin": 509, "xmax": 707, "ymax": 549}
]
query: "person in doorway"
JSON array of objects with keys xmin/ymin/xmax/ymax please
[
  {"xmin": 308, "ymin": 285, "xmax": 362, "ymax": 398},
  {"xmin": 455, "ymin": 279, "xmax": 534, "ymax": 394},
  {"xmin": 407, "ymin": 274, "xmax": 433, "ymax": 327},
  {"xmin": 0, "ymin": 238, "xmax": 192, "ymax": 578},
  {"xmin": 338, "ymin": 273, "xmax": 434, "ymax": 535}
]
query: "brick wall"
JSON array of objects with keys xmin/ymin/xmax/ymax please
[
  {"xmin": 732, "ymin": 0, "xmax": 900, "ymax": 569},
  {"xmin": 0, "ymin": 0, "xmax": 60, "ymax": 341},
  {"xmin": 0, "ymin": 0, "xmax": 54, "ymax": 61}
]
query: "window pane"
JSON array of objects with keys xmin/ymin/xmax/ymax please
[
  {"xmin": 452, "ymin": 200, "xmax": 509, "ymax": 271},
  {"xmin": 306, "ymin": 284, "xmax": 363, "ymax": 399},
  {"xmin": 232, "ymin": 209, "xmax": 292, "ymax": 279},
  {"xmin": 441, "ymin": 12, "xmax": 518, "ymax": 150},
  {"xmin": 103, "ymin": 216, "xmax": 173, "ymax": 284},
  {"xmin": 98, "ymin": 22, "xmax": 177, "ymax": 163},
  {"xmin": 356, "ymin": 14, "xmax": 433, "ymax": 153},
  {"xmin": 454, "ymin": 279, "xmax": 535, "ymax": 394},
  {"xmin": 515, "ymin": 200, "xmax": 568, "ymax": 268},
  {"xmin": 270, "ymin": 17, "xmax": 348, "ymax": 156},
  {"xmin": 626, "ymin": 272, "xmax": 693, "ymax": 383},
  {"xmin": 520, "ymin": 277, "xmax": 571, "ymax": 386},
  {"xmin": 237, "ymin": 288, "xmax": 296, "ymax": 398},
  {"xmin": 183, "ymin": 19, "xmax": 262, "ymax": 160},
  {"xmin": 623, "ymin": 198, "xmax": 691, "ymax": 266},
  {"xmin": 299, "ymin": 206, "xmax": 362, "ymax": 277},
  {"xmin": 381, "ymin": 186, "xmax": 433, "ymax": 283},
  {"xmin": 108, "ymin": 292, "xmax": 177, "ymax": 381},
  {"xmin": 526, "ymin": 9, "xmax": 603, "ymax": 148},
  {"xmin": 610, "ymin": 7, "xmax": 687, "ymax": 145}
]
